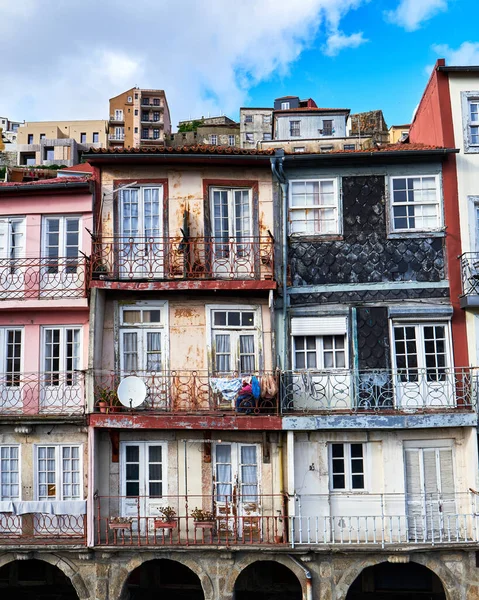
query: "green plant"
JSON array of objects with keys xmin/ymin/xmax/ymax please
[
  {"xmin": 157, "ymin": 506, "xmax": 176, "ymax": 522},
  {"xmin": 109, "ymin": 516, "xmax": 132, "ymax": 524},
  {"xmin": 191, "ymin": 507, "xmax": 214, "ymax": 522},
  {"xmin": 96, "ymin": 386, "xmax": 119, "ymax": 406}
]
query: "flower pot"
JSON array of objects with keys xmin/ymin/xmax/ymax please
[
  {"xmin": 109, "ymin": 405, "xmax": 121, "ymax": 413},
  {"xmin": 274, "ymin": 535, "xmax": 283, "ymax": 544},
  {"xmin": 98, "ymin": 401, "xmax": 107, "ymax": 414},
  {"xmin": 194, "ymin": 520, "xmax": 215, "ymax": 529},
  {"xmin": 154, "ymin": 519, "xmax": 177, "ymax": 529}
]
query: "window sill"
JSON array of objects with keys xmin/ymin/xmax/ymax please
[
  {"xmin": 289, "ymin": 234, "xmax": 343, "ymax": 242},
  {"xmin": 387, "ymin": 230, "xmax": 445, "ymax": 240}
]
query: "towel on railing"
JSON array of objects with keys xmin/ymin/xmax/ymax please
[
  {"xmin": 209, "ymin": 378, "xmax": 243, "ymax": 402},
  {"xmin": 9, "ymin": 500, "xmax": 87, "ymax": 515}
]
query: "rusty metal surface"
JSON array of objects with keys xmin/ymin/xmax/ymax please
[
  {"xmin": 0, "ymin": 514, "xmax": 86, "ymax": 545},
  {"xmin": 89, "ymin": 413, "xmax": 282, "ymax": 430}
]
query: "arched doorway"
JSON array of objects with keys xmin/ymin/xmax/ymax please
[
  {"xmin": 124, "ymin": 559, "xmax": 204, "ymax": 600},
  {"xmin": 234, "ymin": 560, "xmax": 302, "ymax": 600},
  {"xmin": 346, "ymin": 562, "xmax": 446, "ymax": 599},
  {"xmin": 0, "ymin": 559, "xmax": 79, "ymax": 600}
]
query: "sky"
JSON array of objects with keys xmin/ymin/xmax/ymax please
[{"xmin": 1, "ymin": 0, "xmax": 479, "ymax": 130}]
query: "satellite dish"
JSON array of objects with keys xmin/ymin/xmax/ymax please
[{"xmin": 117, "ymin": 376, "xmax": 147, "ymax": 409}]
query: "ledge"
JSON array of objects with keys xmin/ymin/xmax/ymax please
[
  {"xmin": 89, "ymin": 414, "xmax": 282, "ymax": 430},
  {"xmin": 90, "ymin": 280, "xmax": 276, "ymax": 292}
]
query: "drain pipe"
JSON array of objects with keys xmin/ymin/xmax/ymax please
[{"xmin": 288, "ymin": 555, "xmax": 313, "ymax": 600}]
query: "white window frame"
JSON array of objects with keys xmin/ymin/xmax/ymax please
[
  {"xmin": 263, "ymin": 133, "xmax": 272, "ymax": 141},
  {"xmin": 244, "ymin": 115, "xmax": 253, "ymax": 124},
  {"xmin": 119, "ymin": 301, "xmax": 168, "ymax": 373},
  {"xmin": 329, "ymin": 442, "xmax": 365, "ymax": 491},
  {"xmin": 228, "ymin": 135, "xmax": 235, "ymax": 146},
  {"xmin": 0, "ymin": 327, "xmax": 23, "ymax": 382},
  {"xmin": 207, "ymin": 305, "xmax": 262, "ymax": 374},
  {"xmin": 263, "ymin": 115, "xmax": 271, "ymax": 125},
  {"xmin": 281, "ymin": 102, "xmax": 290, "ymax": 110},
  {"xmin": 244, "ymin": 133, "xmax": 254, "ymax": 143},
  {"xmin": 34, "ymin": 444, "xmax": 83, "ymax": 501},
  {"xmin": 0, "ymin": 445, "xmax": 20, "ymax": 501},
  {"xmin": 389, "ymin": 174, "xmax": 442, "ymax": 233},
  {"xmin": 114, "ymin": 109, "xmax": 124, "ymax": 120},
  {"xmin": 390, "ymin": 320, "xmax": 452, "ymax": 377},
  {"xmin": 290, "ymin": 120, "xmax": 301, "ymax": 137},
  {"xmin": 41, "ymin": 325, "xmax": 82, "ymax": 377},
  {"xmin": 120, "ymin": 441, "xmax": 168, "ymax": 498},
  {"xmin": 289, "ymin": 178, "xmax": 340, "ymax": 236},
  {"xmin": 210, "ymin": 134, "xmax": 217, "ymax": 145},
  {"xmin": 293, "ymin": 147, "xmax": 305, "ymax": 153},
  {"xmin": 42, "ymin": 215, "xmax": 81, "ymax": 262},
  {"xmin": 293, "ymin": 334, "xmax": 347, "ymax": 370},
  {"xmin": 0, "ymin": 216, "xmax": 26, "ymax": 263},
  {"xmin": 462, "ymin": 92, "xmax": 479, "ymax": 152}
]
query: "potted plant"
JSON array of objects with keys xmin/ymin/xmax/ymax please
[
  {"xmin": 191, "ymin": 507, "xmax": 215, "ymax": 529},
  {"xmin": 108, "ymin": 516, "xmax": 133, "ymax": 530},
  {"xmin": 96, "ymin": 386, "xmax": 121, "ymax": 413},
  {"xmin": 154, "ymin": 505, "xmax": 177, "ymax": 529}
]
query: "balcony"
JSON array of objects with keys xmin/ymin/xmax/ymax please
[
  {"xmin": 93, "ymin": 370, "xmax": 279, "ymax": 415},
  {"xmin": 0, "ymin": 257, "xmax": 88, "ymax": 301},
  {"xmin": 108, "ymin": 133, "xmax": 125, "ymax": 142},
  {"xmin": 94, "ymin": 492, "xmax": 478, "ymax": 548},
  {"xmin": 0, "ymin": 513, "xmax": 86, "ymax": 546},
  {"xmin": 90, "ymin": 235, "xmax": 275, "ymax": 287},
  {"xmin": 0, "ymin": 371, "xmax": 85, "ymax": 416},
  {"xmin": 95, "ymin": 494, "xmax": 286, "ymax": 547},
  {"xmin": 109, "ymin": 115, "xmax": 124, "ymax": 124},
  {"xmin": 460, "ymin": 252, "xmax": 479, "ymax": 307},
  {"xmin": 281, "ymin": 367, "xmax": 477, "ymax": 414}
]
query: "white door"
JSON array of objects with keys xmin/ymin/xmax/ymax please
[
  {"xmin": 42, "ymin": 327, "xmax": 82, "ymax": 413},
  {"xmin": 41, "ymin": 217, "xmax": 82, "ymax": 298},
  {"xmin": 404, "ymin": 446, "xmax": 456, "ymax": 541},
  {"xmin": 393, "ymin": 323, "xmax": 454, "ymax": 408},
  {"xmin": 0, "ymin": 329, "xmax": 22, "ymax": 412},
  {"xmin": 211, "ymin": 188, "xmax": 253, "ymax": 278},
  {"xmin": 0, "ymin": 217, "xmax": 25, "ymax": 299},
  {"xmin": 120, "ymin": 187, "xmax": 163, "ymax": 278},
  {"xmin": 214, "ymin": 443, "xmax": 260, "ymax": 538},
  {"xmin": 120, "ymin": 442, "xmax": 167, "ymax": 534}
]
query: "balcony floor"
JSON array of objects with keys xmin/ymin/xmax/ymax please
[{"xmin": 90, "ymin": 279, "xmax": 276, "ymax": 291}]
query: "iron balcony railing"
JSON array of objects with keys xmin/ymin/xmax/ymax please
[
  {"xmin": 460, "ymin": 252, "xmax": 479, "ymax": 296},
  {"xmin": 280, "ymin": 367, "xmax": 478, "ymax": 413},
  {"xmin": 108, "ymin": 133, "xmax": 125, "ymax": 141},
  {"xmin": 95, "ymin": 494, "xmax": 287, "ymax": 547},
  {"xmin": 109, "ymin": 115, "xmax": 125, "ymax": 122},
  {"xmin": 0, "ymin": 371, "xmax": 85, "ymax": 416},
  {"xmin": 0, "ymin": 257, "xmax": 88, "ymax": 300},
  {"xmin": 94, "ymin": 492, "xmax": 479, "ymax": 548},
  {"xmin": 94, "ymin": 370, "xmax": 279, "ymax": 414},
  {"xmin": 0, "ymin": 513, "xmax": 86, "ymax": 545},
  {"xmin": 91, "ymin": 235, "xmax": 274, "ymax": 282}
]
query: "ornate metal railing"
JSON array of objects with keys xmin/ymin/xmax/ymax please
[
  {"xmin": 0, "ymin": 257, "xmax": 88, "ymax": 300},
  {"xmin": 90, "ymin": 235, "xmax": 274, "ymax": 282},
  {"xmin": 460, "ymin": 252, "xmax": 479, "ymax": 296},
  {"xmin": 0, "ymin": 513, "xmax": 86, "ymax": 544},
  {"xmin": 94, "ymin": 370, "xmax": 279, "ymax": 414},
  {"xmin": 95, "ymin": 494, "xmax": 287, "ymax": 547},
  {"xmin": 0, "ymin": 371, "xmax": 85, "ymax": 415},
  {"xmin": 280, "ymin": 367, "xmax": 477, "ymax": 413}
]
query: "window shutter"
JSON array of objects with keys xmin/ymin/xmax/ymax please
[
  {"xmin": 291, "ymin": 316, "xmax": 347, "ymax": 336},
  {"xmin": 0, "ymin": 219, "xmax": 8, "ymax": 259},
  {"xmin": 404, "ymin": 449, "xmax": 422, "ymax": 496},
  {"xmin": 423, "ymin": 449, "xmax": 439, "ymax": 496}
]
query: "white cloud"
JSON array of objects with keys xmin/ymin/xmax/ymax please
[
  {"xmin": 323, "ymin": 31, "xmax": 368, "ymax": 56},
  {"xmin": 0, "ymin": 0, "xmax": 369, "ymax": 127},
  {"xmin": 432, "ymin": 41, "xmax": 479, "ymax": 66},
  {"xmin": 385, "ymin": 0, "xmax": 447, "ymax": 31}
]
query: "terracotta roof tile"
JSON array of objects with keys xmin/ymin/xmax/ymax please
[
  {"xmin": 86, "ymin": 144, "xmax": 275, "ymax": 156},
  {"xmin": 274, "ymin": 107, "xmax": 350, "ymax": 113},
  {"xmin": 59, "ymin": 163, "xmax": 94, "ymax": 173},
  {"xmin": 0, "ymin": 176, "xmax": 90, "ymax": 188},
  {"xmin": 284, "ymin": 143, "xmax": 452, "ymax": 155}
]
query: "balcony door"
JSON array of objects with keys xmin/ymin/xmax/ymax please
[
  {"xmin": 404, "ymin": 445, "xmax": 456, "ymax": 541},
  {"xmin": 392, "ymin": 323, "xmax": 454, "ymax": 408},
  {"xmin": 41, "ymin": 327, "xmax": 82, "ymax": 413},
  {"xmin": 0, "ymin": 328, "xmax": 22, "ymax": 412},
  {"xmin": 0, "ymin": 217, "xmax": 25, "ymax": 298},
  {"xmin": 211, "ymin": 188, "xmax": 253, "ymax": 278},
  {"xmin": 120, "ymin": 187, "xmax": 163, "ymax": 278},
  {"xmin": 214, "ymin": 443, "xmax": 260, "ymax": 538},
  {"xmin": 120, "ymin": 442, "xmax": 167, "ymax": 535},
  {"xmin": 41, "ymin": 217, "xmax": 82, "ymax": 298}
]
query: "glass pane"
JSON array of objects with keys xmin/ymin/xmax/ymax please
[
  {"xmin": 216, "ymin": 445, "xmax": 231, "ymax": 463},
  {"xmin": 149, "ymin": 464, "xmax": 162, "ymax": 480},
  {"xmin": 333, "ymin": 474, "xmax": 345, "ymax": 488},
  {"xmin": 126, "ymin": 464, "xmax": 139, "ymax": 480},
  {"xmin": 227, "ymin": 312, "xmax": 241, "ymax": 326},
  {"xmin": 352, "ymin": 475, "xmax": 364, "ymax": 489},
  {"xmin": 123, "ymin": 310, "xmax": 141, "ymax": 324},
  {"xmin": 126, "ymin": 482, "xmax": 139, "ymax": 496},
  {"xmin": 149, "ymin": 482, "xmax": 162, "ymax": 496},
  {"xmin": 126, "ymin": 446, "xmax": 139, "ymax": 462},
  {"xmin": 149, "ymin": 446, "xmax": 162, "ymax": 462},
  {"xmin": 351, "ymin": 444, "xmax": 363, "ymax": 458},
  {"xmin": 332, "ymin": 444, "xmax": 344, "ymax": 458},
  {"xmin": 214, "ymin": 312, "xmax": 227, "ymax": 326}
]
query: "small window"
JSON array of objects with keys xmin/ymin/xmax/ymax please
[
  {"xmin": 0, "ymin": 446, "xmax": 20, "ymax": 500},
  {"xmin": 343, "ymin": 144, "xmax": 355, "ymax": 151},
  {"xmin": 244, "ymin": 115, "xmax": 253, "ymax": 123},
  {"xmin": 39, "ymin": 133, "xmax": 46, "ymax": 140},
  {"xmin": 153, "ymin": 98, "xmax": 160, "ymax": 106},
  {"xmin": 263, "ymin": 133, "xmax": 272, "ymax": 141},
  {"xmin": 294, "ymin": 335, "xmax": 346, "ymax": 369},
  {"xmin": 289, "ymin": 179, "xmax": 339, "ymax": 235},
  {"xmin": 321, "ymin": 146, "xmax": 333, "ymax": 153},
  {"xmin": 80, "ymin": 132, "xmax": 86, "ymax": 143},
  {"xmin": 245, "ymin": 133, "xmax": 254, "ymax": 142},
  {"xmin": 141, "ymin": 112, "xmax": 149, "ymax": 122},
  {"xmin": 135, "ymin": 93, "xmax": 138, "ymax": 99},
  {"xmin": 134, "ymin": 109, "xmax": 138, "ymax": 116},
  {"xmin": 153, "ymin": 112, "xmax": 160, "ymax": 122},
  {"xmin": 142, "ymin": 128, "xmax": 149, "ymax": 139},
  {"xmin": 142, "ymin": 98, "xmax": 150, "ymax": 106},
  {"xmin": 294, "ymin": 147, "xmax": 305, "ymax": 153},
  {"xmin": 44, "ymin": 147, "xmax": 54, "ymax": 161},
  {"xmin": 263, "ymin": 115, "xmax": 271, "ymax": 125},
  {"xmin": 228, "ymin": 134, "xmax": 235, "ymax": 146},
  {"xmin": 468, "ymin": 99, "xmax": 479, "ymax": 146},
  {"xmin": 93, "ymin": 132, "xmax": 99, "ymax": 143},
  {"xmin": 281, "ymin": 102, "xmax": 290, "ymax": 110},
  {"xmin": 122, "ymin": 307, "xmax": 162, "ymax": 325},
  {"xmin": 153, "ymin": 129, "xmax": 160, "ymax": 139},
  {"xmin": 390, "ymin": 175, "xmax": 441, "ymax": 232},
  {"xmin": 127, "ymin": 95, "xmax": 133, "ymax": 103},
  {"xmin": 290, "ymin": 121, "xmax": 300, "ymax": 136},
  {"xmin": 27, "ymin": 134, "xmax": 33, "ymax": 144},
  {"xmin": 36, "ymin": 445, "xmax": 81, "ymax": 500},
  {"xmin": 211, "ymin": 308, "xmax": 258, "ymax": 374},
  {"xmin": 330, "ymin": 443, "xmax": 364, "ymax": 490},
  {"xmin": 322, "ymin": 120, "xmax": 333, "ymax": 136},
  {"xmin": 210, "ymin": 134, "xmax": 217, "ymax": 145}
]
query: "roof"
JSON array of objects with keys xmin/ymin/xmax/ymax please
[
  {"xmin": 86, "ymin": 144, "xmax": 274, "ymax": 156},
  {"xmin": 0, "ymin": 176, "xmax": 91, "ymax": 193},
  {"xmin": 437, "ymin": 65, "xmax": 479, "ymax": 73},
  {"xmin": 58, "ymin": 163, "xmax": 94, "ymax": 173},
  {"xmin": 274, "ymin": 107, "xmax": 350, "ymax": 115},
  {"xmin": 389, "ymin": 124, "xmax": 411, "ymax": 129},
  {"xmin": 280, "ymin": 143, "xmax": 457, "ymax": 161}
]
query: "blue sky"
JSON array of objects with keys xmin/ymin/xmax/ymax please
[{"xmin": 1, "ymin": 0, "xmax": 478, "ymax": 129}]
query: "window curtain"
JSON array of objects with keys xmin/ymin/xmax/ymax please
[
  {"xmin": 123, "ymin": 332, "xmax": 138, "ymax": 372},
  {"xmin": 215, "ymin": 334, "xmax": 231, "ymax": 372},
  {"xmin": 216, "ymin": 446, "xmax": 232, "ymax": 501},
  {"xmin": 241, "ymin": 446, "xmax": 258, "ymax": 502},
  {"xmin": 239, "ymin": 335, "xmax": 255, "ymax": 373}
]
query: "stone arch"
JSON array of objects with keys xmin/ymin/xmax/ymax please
[
  {"xmin": 0, "ymin": 552, "xmax": 90, "ymax": 599},
  {"xmin": 114, "ymin": 554, "xmax": 214, "ymax": 600},
  {"xmin": 335, "ymin": 555, "xmax": 460, "ymax": 600},
  {"xmin": 225, "ymin": 554, "xmax": 309, "ymax": 600}
]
